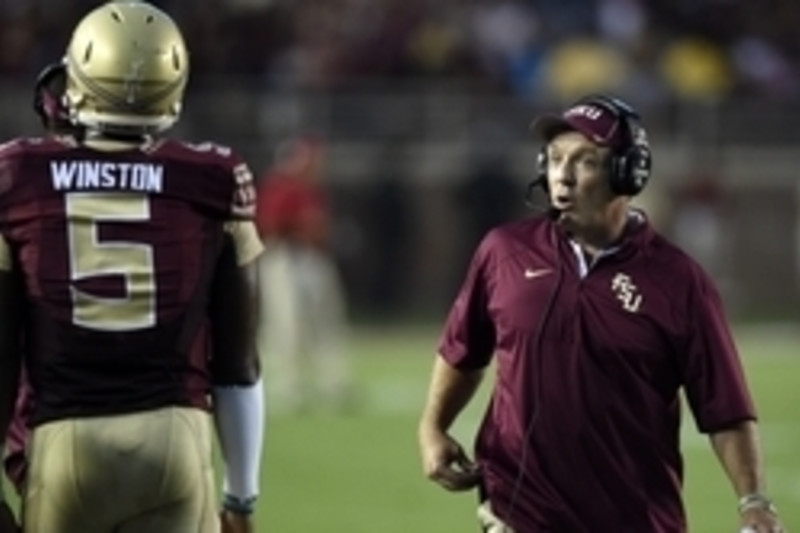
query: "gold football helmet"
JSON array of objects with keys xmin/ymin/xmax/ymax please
[{"xmin": 64, "ymin": 1, "xmax": 189, "ymax": 134}]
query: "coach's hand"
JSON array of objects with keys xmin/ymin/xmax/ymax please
[
  {"xmin": 0, "ymin": 500, "xmax": 18, "ymax": 533},
  {"xmin": 221, "ymin": 510, "xmax": 254, "ymax": 533},
  {"xmin": 419, "ymin": 428, "xmax": 480, "ymax": 492}
]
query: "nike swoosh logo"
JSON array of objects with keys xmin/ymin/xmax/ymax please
[{"xmin": 524, "ymin": 268, "xmax": 552, "ymax": 279}]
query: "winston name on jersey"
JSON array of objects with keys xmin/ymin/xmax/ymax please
[{"xmin": 50, "ymin": 160, "xmax": 164, "ymax": 193}]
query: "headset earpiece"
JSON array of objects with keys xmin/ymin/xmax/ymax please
[
  {"xmin": 535, "ymin": 147, "xmax": 549, "ymax": 192},
  {"xmin": 582, "ymin": 95, "xmax": 652, "ymax": 196},
  {"xmin": 524, "ymin": 148, "xmax": 549, "ymax": 208}
]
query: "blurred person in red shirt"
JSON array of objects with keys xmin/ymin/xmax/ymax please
[
  {"xmin": 257, "ymin": 135, "xmax": 329, "ymax": 250},
  {"xmin": 255, "ymin": 135, "xmax": 353, "ymax": 413}
]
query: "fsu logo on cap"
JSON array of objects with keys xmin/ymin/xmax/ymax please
[{"xmin": 564, "ymin": 105, "xmax": 604, "ymax": 121}]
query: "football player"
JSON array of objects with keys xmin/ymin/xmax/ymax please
[
  {"xmin": 255, "ymin": 135, "xmax": 353, "ymax": 413},
  {"xmin": 0, "ymin": 2, "xmax": 264, "ymax": 532}
]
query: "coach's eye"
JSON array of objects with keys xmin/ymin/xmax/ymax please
[{"xmin": 581, "ymin": 157, "xmax": 600, "ymax": 170}]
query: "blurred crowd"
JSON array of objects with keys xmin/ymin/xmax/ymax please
[
  {"xmin": 2, "ymin": 0, "xmax": 800, "ymax": 104},
  {"xmin": 0, "ymin": 0, "xmax": 795, "ymax": 318}
]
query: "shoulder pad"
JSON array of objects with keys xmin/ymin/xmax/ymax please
[{"xmin": 157, "ymin": 139, "xmax": 256, "ymax": 220}]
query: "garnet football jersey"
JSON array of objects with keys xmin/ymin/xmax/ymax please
[{"xmin": 0, "ymin": 136, "xmax": 260, "ymax": 425}]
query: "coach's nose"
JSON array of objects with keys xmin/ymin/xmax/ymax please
[{"xmin": 549, "ymin": 157, "xmax": 576, "ymax": 191}]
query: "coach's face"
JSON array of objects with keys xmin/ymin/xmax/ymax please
[{"xmin": 546, "ymin": 130, "xmax": 624, "ymax": 228}]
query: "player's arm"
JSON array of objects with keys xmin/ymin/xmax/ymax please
[
  {"xmin": 0, "ymin": 236, "xmax": 22, "ymax": 525},
  {"xmin": 209, "ymin": 220, "xmax": 265, "ymax": 517},
  {"xmin": 417, "ymin": 355, "xmax": 484, "ymax": 491}
]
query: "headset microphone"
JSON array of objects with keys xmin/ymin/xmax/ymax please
[
  {"xmin": 524, "ymin": 176, "xmax": 561, "ymax": 221},
  {"xmin": 524, "ymin": 180, "xmax": 539, "ymax": 207}
]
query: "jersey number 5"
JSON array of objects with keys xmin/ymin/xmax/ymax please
[{"xmin": 66, "ymin": 192, "xmax": 156, "ymax": 331}]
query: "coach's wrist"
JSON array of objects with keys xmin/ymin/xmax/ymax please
[
  {"xmin": 222, "ymin": 493, "xmax": 258, "ymax": 516},
  {"xmin": 737, "ymin": 492, "xmax": 777, "ymax": 515}
]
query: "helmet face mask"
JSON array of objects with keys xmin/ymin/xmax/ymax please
[
  {"xmin": 33, "ymin": 61, "xmax": 72, "ymax": 133},
  {"xmin": 64, "ymin": 1, "xmax": 189, "ymax": 136}
]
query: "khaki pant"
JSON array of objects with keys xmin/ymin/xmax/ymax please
[
  {"xmin": 23, "ymin": 407, "xmax": 219, "ymax": 533},
  {"xmin": 478, "ymin": 501, "xmax": 515, "ymax": 533}
]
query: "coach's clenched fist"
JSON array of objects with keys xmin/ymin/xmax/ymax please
[{"xmin": 419, "ymin": 427, "xmax": 481, "ymax": 492}]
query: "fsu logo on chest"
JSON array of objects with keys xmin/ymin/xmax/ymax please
[{"xmin": 611, "ymin": 273, "xmax": 642, "ymax": 313}]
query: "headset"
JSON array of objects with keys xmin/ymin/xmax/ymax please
[{"xmin": 533, "ymin": 94, "xmax": 653, "ymax": 198}]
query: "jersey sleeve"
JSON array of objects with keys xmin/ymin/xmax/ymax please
[
  {"xmin": 229, "ymin": 161, "xmax": 257, "ymax": 221},
  {"xmin": 679, "ymin": 265, "xmax": 756, "ymax": 433},
  {"xmin": 437, "ymin": 235, "xmax": 496, "ymax": 370},
  {"xmin": 223, "ymin": 221, "xmax": 263, "ymax": 266},
  {"xmin": 0, "ymin": 234, "xmax": 11, "ymax": 271},
  {"xmin": 164, "ymin": 140, "xmax": 257, "ymax": 222}
]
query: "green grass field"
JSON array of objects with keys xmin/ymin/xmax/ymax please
[
  {"xmin": 260, "ymin": 323, "xmax": 799, "ymax": 532},
  {"xmin": 3, "ymin": 323, "xmax": 797, "ymax": 532}
]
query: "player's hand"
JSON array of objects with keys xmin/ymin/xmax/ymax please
[
  {"xmin": 0, "ymin": 501, "xmax": 19, "ymax": 533},
  {"xmin": 419, "ymin": 428, "xmax": 481, "ymax": 492},
  {"xmin": 739, "ymin": 506, "xmax": 786, "ymax": 533},
  {"xmin": 220, "ymin": 509, "xmax": 254, "ymax": 533}
]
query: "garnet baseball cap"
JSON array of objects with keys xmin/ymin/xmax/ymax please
[{"xmin": 530, "ymin": 100, "xmax": 625, "ymax": 148}]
